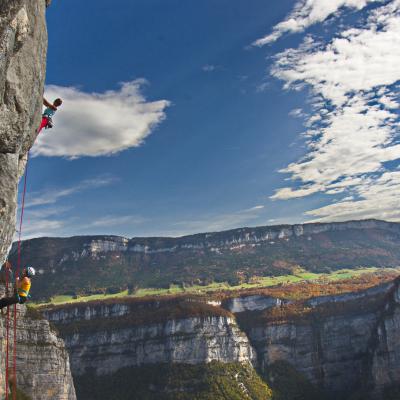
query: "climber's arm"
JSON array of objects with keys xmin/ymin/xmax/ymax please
[
  {"xmin": 43, "ymin": 97, "xmax": 57, "ymax": 110},
  {"xmin": 15, "ymin": 276, "xmax": 21, "ymax": 289}
]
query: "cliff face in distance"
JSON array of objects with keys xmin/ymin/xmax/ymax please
[
  {"xmin": 11, "ymin": 219, "xmax": 400, "ymax": 300},
  {"xmin": 42, "ymin": 277, "xmax": 400, "ymax": 400},
  {"xmin": 0, "ymin": 0, "xmax": 47, "ymax": 264}
]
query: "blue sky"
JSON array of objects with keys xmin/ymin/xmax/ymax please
[{"xmin": 22, "ymin": 0, "xmax": 400, "ymax": 238}]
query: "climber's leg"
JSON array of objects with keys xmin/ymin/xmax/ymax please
[
  {"xmin": 0, "ymin": 295, "xmax": 18, "ymax": 309},
  {"xmin": 37, "ymin": 117, "xmax": 48, "ymax": 134}
]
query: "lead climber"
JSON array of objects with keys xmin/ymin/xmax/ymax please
[
  {"xmin": 37, "ymin": 97, "xmax": 63, "ymax": 134},
  {"xmin": 0, "ymin": 262, "xmax": 36, "ymax": 309}
]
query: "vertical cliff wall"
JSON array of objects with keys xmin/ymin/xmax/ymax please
[
  {"xmin": 234, "ymin": 281, "xmax": 400, "ymax": 400},
  {"xmin": 44, "ymin": 301, "xmax": 256, "ymax": 374},
  {"xmin": 0, "ymin": 286, "xmax": 76, "ymax": 400},
  {"xmin": 43, "ymin": 299, "xmax": 272, "ymax": 399},
  {"xmin": 0, "ymin": 2, "xmax": 77, "ymax": 399},
  {"xmin": 0, "ymin": 0, "xmax": 48, "ymax": 264},
  {"xmin": 42, "ymin": 281, "xmax": 400, "ymax": 400}
]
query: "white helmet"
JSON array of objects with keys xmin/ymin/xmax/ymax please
[{"xmin": 26, "ymin": 266, "xmax": 36, "ymax": 277}]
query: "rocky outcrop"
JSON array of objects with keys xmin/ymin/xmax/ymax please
[
  {"xmin": 224, "ymin": 295, "xmax": 286, "ymax": 313},
  {"xmin": 0, "ymin": 286, "xmax": 76, "ymax": 399},
  {"xmin": 0, "ymin": 0, "xmax": 48, "ymax": 264},
  {"xmin": 43, "ymin": 301, "xmax": 256, "ymax": 377},
  {"xmin": 236, "ymin": 280, "xmax": 400, "ymax": 400},
  {"xmin": 0, "ymin": 1, "xmax": 77, "ymax": 399},
  {"xmin": 370, "ymin": 284, "xmax": 400, "ymax": 399},
  {"xmin": 40, "ymin": 280, "xmax": 400, "ymax": 400}
]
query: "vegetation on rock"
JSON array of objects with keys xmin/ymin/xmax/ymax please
[{"xmin": 74, "ymin": 362, "xmax": 272, "ymax": 400}]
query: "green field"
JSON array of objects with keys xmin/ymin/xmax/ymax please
[{"xmin": 34, "ymin": 267, "xmax": 400, "ymax": 307}]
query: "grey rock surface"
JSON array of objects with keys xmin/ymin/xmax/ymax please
[
  {"xmin": 242, "ymin": 280, "xmax": 400, "ymax": 399},
  {"xmin": 43, "ymin": 279, "xmax": 400, "ymax": 399},
  {"xmin": 0, "ymin": 2, "xmax": 77, "ymax": 399},
  {"xmin": 224, "ymin": 295, "xmax": 286, "ymax": 313},
  {"xmin": 44, "ymin": 304, "xmax": 256, "ymax": 376},
  {"xmin": 0, "ymin": 285, "xmax": 76, "ymax": 399},
  {"xmin": 370, "ymin": 284, "xmax": 400, "ymax": 398},
  {"xmin": 0, "ymin": 0, "xmax": 47, "ymax": 264}
]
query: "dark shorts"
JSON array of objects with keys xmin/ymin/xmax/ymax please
[{"xmin": 0, "ymin": 294, "xmax": 27, "ymax": 309}]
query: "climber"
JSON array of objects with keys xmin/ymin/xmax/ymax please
[
  {"xmin": 0, "ymin": 262, "xmax": 36, "ymax": 309},
  {"xmin": 37, "ymin": 97, "xmax": 63, "ymax": 134}
]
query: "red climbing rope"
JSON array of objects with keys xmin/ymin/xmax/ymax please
[
  {"xmin": 5, "ymin": 261, "xmax": 11, "ymax": 400},
  {"xmin": 12, "ymin": 153, "xmax": 29, "ymax": 400}
]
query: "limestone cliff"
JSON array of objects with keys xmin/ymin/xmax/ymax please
[
  {"xmin": 42, "ymin": 298, "xmax": 273, "ymax": 399},
  {"xmin": 42, "ymin": 279, "xmax": 400, "ymax": 400},
  {"xmin": 43, "ymin": 299, "xmax": 256, "ymax": 377},
  {"xmin": 0, "ymin": 285, "xmax": 76, "ymax": 399},
  {"xmin": 0, "ymin": 0, "xmax": 47, "ymax": 264},
  {"xmin": 0, "ymin": 1, "xmax": 77, "ymax": 399},
  {"xmin": 236, "ymin": 280, "xmax": 400, "ymax": 399}
]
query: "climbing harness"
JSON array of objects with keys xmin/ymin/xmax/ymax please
[
  {"xmin": 3, "ymin": 153, "xmax": 29, "ymax": 400},
  {"xmin": 45, "ymin": 117, "xmax": 54, "ymax": 129}
]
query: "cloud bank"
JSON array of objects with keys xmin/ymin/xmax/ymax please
[
  {"xmin": 254, "ymin": 0, "xmax": 382, "ymax": 46},
  {"xmin": 269, "ymin": 0, "xmax": 400, "ymax": 222},
  {"xmin": 32, "ymin": 79, "xmax": 170, "ymax": 158}
]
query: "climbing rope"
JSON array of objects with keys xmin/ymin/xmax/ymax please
[
  {"xmin": 6, "ymin": 152, "xmax": 29, "ymax": 400},
  {"xmin": 5, "ymin": 261, "xmax": 11, "ymax": 400}
]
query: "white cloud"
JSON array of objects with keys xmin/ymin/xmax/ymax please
[
  {"xmin": 202, "ymin": 64, "xmax": 217, "ymax": 72},
  {"xmin": 269, "ymin": 0, "xmax": 400, "ymax": 222},
  {"xmin": 20, "ymin": 177, "xmax": 117, "ymax": 239},
  {"xmin": 289, "ymin": 108, "xmax": 306, "ymax": 118},
  {"xmin": 246, "ymin": 205, "xmax": 265, "ymax": 211},
  {"xmin": 170, "ymin": 205, "xmax": 266, "ymax": 235},
  {"xmin": 380, "ymin": 95, "xmax": 399, "ymax": 109},
  {"xmin": 25, "ymin": 176, "xmax": 116, "ymax": 207},
  {"xmin": 31, "ymin": 80, "xmax": 170, "ymax": 158},
  {"xmin": 253, "ymin": 0, "xmax": 382, "ymax": 45},
  {"xmin": 21, "ymin": 218, "xmax": 65, "ymax": 239},
  {"xmin": 88, "ymin": 215, "xmax": 146, "ymax": 228},
  {"xmin": 306, "ymin": 171, "xmax": 400, "ymax": 221},
  {"xmin": 256, "ymin": 82, "xmax": 270, "ymax": 92}
]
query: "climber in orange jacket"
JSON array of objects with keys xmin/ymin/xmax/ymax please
[
  {"xmin": 0, "ymin": 262, "xmax": 36, "ymax": 309},
  {"xmin": 37, "ymin": 97, "xmax": 63, "ymax": 134}
]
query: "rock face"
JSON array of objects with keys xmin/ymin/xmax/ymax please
[
  {"xmin": 0, "ymin": 3, "xmax": 77, "ymax": 398},
  {"xmin": 237, "ymin": 280, "xmax": 400, "ymax": 400},
  {"xmin": 44, "ymin": 301, "xmax": 256, "ymax": 377},
  {"xmin": 11, "ymin": 219, "xmax": 400, "ymax": 300},
  {"xmin": 224, "ymin": 295, "xmax": 286, "ymax": 313},
  {"xmin": 43, "ymin": 279, "xmax": 400, "ymax": 400},
  {"xmin": 370, "ymin": 284, "xmax": 400, "ymax": 399},
  {"xmin": 0, "ymin": 286, "xmax": 76, "ymax": 399},
  {"xmin": 0, "ymin": 0, "xmax": 47, "ymax": 264}
]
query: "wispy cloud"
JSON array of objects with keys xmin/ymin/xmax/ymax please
[
  {"xmin": 25, "ymin": 176, "xmax": 116, "ymax": 207},
  {"xmin": 32, "ymin": 80, "xmax": 170, "ymax": 158},
  {"xmin": 306, "ymin": 171, "xmax": 400, "ymax": 222},
  {"xmin": 20, "ymin": 176, "xmax": 118, "ymax": 239},
  {"xmin": 88, "ymin": 215, "xmax": 146, "ymax": 228},
  {"xmin": 269, "ymin": 0, "xmax": 400, "ymax": 222},
  {"xmin": 253, "ymin": 0, "xmax": 382, "ymax": 46},
  {"xmin": 21, "ymin": 218, "xmax": 65, "ymax": 239},
  {"xmin": 170, "ymin": 205, "xmax": 266, "ymax": 235},
  {"xmin": 202, "ymin": 64, "xmax": 217, "ymax": 72}
]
